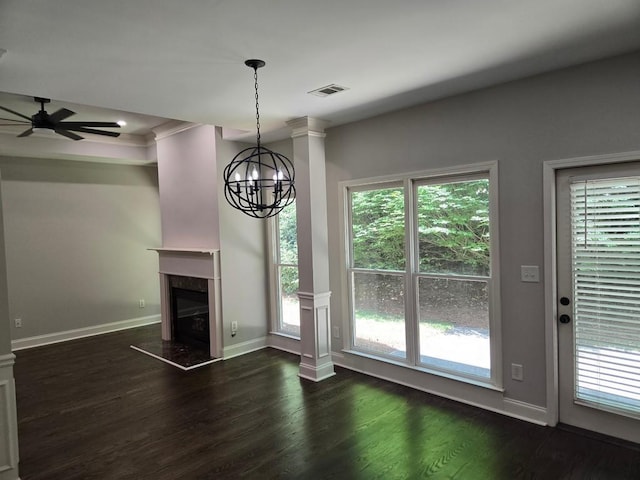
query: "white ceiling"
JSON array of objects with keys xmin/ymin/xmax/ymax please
[{"xmin": 1, "ymin": 0, "xmax": 640, "ymax": 142}]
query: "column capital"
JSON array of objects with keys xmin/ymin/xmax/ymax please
[{"xmin": 287, "ymin": 116, "xmax": 330, "ymax": 138}]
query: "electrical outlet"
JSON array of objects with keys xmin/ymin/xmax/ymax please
[
  {"xmin": 14, "ymin": 318, "xmax": 22, "ymax": 328},
  {"xmin": 231, "ymin": 321, "xmax": 238, "ymax": 332},
  {"xmin": 511, "ymin": 363, "xmax": 524, "ymax": 381},
  {"xmin": 138, "ymin": 299, "xmax": 145, "ymax": 308},
  {"xmin": 520, "ymin": 265, "xmax": 540, "ymax": 283},
  {"xmin": 332, "ymin": 326, "xmax": 340, "ymax": 338}
]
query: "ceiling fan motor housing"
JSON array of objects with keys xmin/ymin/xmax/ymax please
[{"xmin": 32, "ymin": 110, "xmax": 53, "ymax": 129}]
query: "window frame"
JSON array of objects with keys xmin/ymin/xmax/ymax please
[{"xmin": 341, "ymin": 162, "xmax": 502, "ymax": 388}]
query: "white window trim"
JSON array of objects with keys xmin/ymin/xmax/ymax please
[{"xmin": 339, "ymin": 161, "xmax": 502, "ymax": 389}]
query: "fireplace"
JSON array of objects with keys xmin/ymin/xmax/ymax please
[
  {"xmin": 171, "ymin": 282, "xmax": 210, "ymax": 353},
  {"xmin": 150, "ymin": 248, "xmax": 223, "ymax": 359}
]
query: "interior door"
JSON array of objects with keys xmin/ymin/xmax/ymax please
[{"xmin": 556, "ymin": 161, "xmax": 640, "ymax": 444}]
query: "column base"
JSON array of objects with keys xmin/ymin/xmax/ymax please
[
  {"xmin": 297, "ymin": 291, "xmax": 335, "ymax": 381},
  {"xmin": 298, "ymin": 359, "xmax": 336, "ymax": 382}
]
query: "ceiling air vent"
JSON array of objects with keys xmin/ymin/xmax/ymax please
[{"xmin": 308, "ymin": 84, "xmax": 349, "ymax": 97}]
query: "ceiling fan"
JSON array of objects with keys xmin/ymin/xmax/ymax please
[{"xmin": 0, "ymin": 96, "xmax": 121, "ymax": 141}]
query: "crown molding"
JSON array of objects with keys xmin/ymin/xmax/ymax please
[{"xmin": 152, "ymin": 120, "xmax": 201, "ymax": 141}]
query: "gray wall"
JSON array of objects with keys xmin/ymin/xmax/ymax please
[
  {"xmin": 324, "ymin": 51, "xmax": 640, "ymax": 408},
  {"xmin": 0, "ymin": 157, "xmax": 162, "ymax": 341},
  {"xmin": 215, "ymin": 128, "xmax": 270, "ymax": 348}
]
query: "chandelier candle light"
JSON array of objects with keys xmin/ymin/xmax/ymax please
[{"xmin": 223, "ymin": 59, "xmax": 295, "ymax": 218}]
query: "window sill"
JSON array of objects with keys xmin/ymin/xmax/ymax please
[{"xmin": 341, "ymin": 348, "xmax": 504, "ymax": 393}]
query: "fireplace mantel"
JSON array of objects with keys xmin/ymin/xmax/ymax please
[{"xmin": 149, "ymin": 248, "xmax": 221, "ymax": 280}]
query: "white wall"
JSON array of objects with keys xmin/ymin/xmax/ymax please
[
  {"xmin": 156, "ymin": 124, "xmax": 220, "ymax": 249},
  {"xmin": 324, "ymin": 51, "xmax": 640, "ymax": 410},
  {"xmin": 0, "ymin": 157, "xmax": 161, "ymax": 342}
]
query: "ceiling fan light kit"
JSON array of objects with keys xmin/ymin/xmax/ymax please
[
  {"xmin": 0, "ymin": 96, "xmax": 121, "ymax": 141},
  {"xmin": 222, "ymin": 59, "xmax": 295, "ymax": 219}
]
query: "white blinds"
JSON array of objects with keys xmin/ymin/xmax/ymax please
[{"xmin": 570, "ymin": 177, "xmax": 640, "ymax": 416}]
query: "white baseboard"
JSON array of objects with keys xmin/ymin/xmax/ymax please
[
  {"xmin": 267, "ymin": 332, "xmax": 301, "ymax": 356},
  {"xmin": 11, "ymin": 314, "xmax": 161, "ymax": 351},
  {"xmin": 503, "ymin": 398, "xmax": 548, "ymax": 425},
  {"xmin": 223, "ymin": 336, "xmax": 268, "ymax": 360},
  {"xmin": 332, "ymin": 352, "xmax": 548, "ymax": 427}
]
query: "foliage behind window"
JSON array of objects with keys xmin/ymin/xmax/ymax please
[
  {"xmin": 351, "ymin": 187, "xmax": 405, "ymax": 271},
  {"xmin": 350, "ymin": 181, "xmax": 489, "ymax": 276},
  {"xmin": 417, "ymin": 180, "xmax": 489, "ymax": 276},
  {"xmin": 278, "ymin": 201, "xmax": 298, "ymax": 295}
]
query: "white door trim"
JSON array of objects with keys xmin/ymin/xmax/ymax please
[{"xmin": 542, "ymin": 149, "xmax": 640, "ymax": 427}]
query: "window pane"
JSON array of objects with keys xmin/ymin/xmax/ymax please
[
  {"xmin": 417, "ymin": 180, "xmax": 489, "ymax": 276},
  {"xmin": 351, "ymin": 187, "xmax": 405, "ymax": 271},
  {"xmin": 418, "ymin": 277, "xmax": 490, "ymax": 378},
  {"xmin": 571, "ymin": 178, "xmax": 640, "ymax": 415},
  {"xmin": 279, "ymin": 266, "xmax": 300, "ymax": 335},
  {"xmin": 353, "ymin": 272, "xmax": 406, "ymax": 358},
  {"xmin": 278, "ymin": 201, "xmax": 297, "ymax": 265}
]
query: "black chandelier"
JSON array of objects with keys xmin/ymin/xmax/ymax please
[{"xmin": 223, "ymin": 59, "xmax": 295, "ymax": 218}]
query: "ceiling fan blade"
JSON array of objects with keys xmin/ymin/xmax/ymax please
[
  {"xmin": 48, "ymin": 108, "xmax": 75, "ymax": 123},
  {"xmin": 0, "ymin": 123, "xmax": 28, "ymax": 126},
  {"xmin": 0, "ymin": 117, "xmax": 30, "ymax": 124},
  {"xmin": 17, "ymin": 128, "xmax": 34, "ymax": 137},
  {"xmin": 0, "ymin": 105, "xmax": 32, "ymax": 121},
  {"xmin": 59, "ymin": 121, "xmax": 120, "ymax": 128},
  {"xmin": 55, "ymin": 129, "xmax": 83, "ymax": 141},
  {"xmin": 64, "ymin": 126, "xmax": 120, "ymax": 138}
]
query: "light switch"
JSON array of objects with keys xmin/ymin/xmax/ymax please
[{"xmin": 521, "ymin": 265, "xmax": 540, "ymax": 283}]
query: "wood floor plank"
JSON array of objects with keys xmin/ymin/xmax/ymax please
[{"xmin": 13, "ymin": 324, "xmax": 640, "ymax": 479}]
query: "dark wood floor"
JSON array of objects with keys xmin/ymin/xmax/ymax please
[{"xmin": 13, "ymin": 325, "xmax": 640, "ymax": 480}]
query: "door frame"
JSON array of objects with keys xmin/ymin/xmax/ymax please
[{"xmin": 542, "ymin": 149, "xmax": 640, "ymax": 427}]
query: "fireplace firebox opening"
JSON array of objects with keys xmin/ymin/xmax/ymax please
[{"xmin": 169, "ymin": 276, "xmax": 210, "ymax": 354}]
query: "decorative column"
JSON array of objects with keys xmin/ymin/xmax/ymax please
[
  {"xmin": 0, "ymin": 171, "xmax": 20, "ymax": 480},
  {"xmin": 287, "ymin": 117, "xmax": 335, "ymax": 381},
  {"xmin": 0, "ymin": 353, "xmax": 19, "ymax": 480}
]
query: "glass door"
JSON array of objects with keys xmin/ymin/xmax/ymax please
[{"xmin": 556, "ymin": 162, "xmax": 640, "ymax": 444}]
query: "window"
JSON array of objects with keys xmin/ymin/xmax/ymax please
[
  {"xmin": 271, "ymin": 201, "xmax": 300, "ymax": 336},
  {"xmin": 345, "ymin": 165, "xmax": 499, "ymax": 385},
  {"xmin": 350, "ymin": 184, "xmax": 406, "ymax": 358},
  {"xmin": 415, "ymin": 177, "xmax": 491, "ymax": 378}
]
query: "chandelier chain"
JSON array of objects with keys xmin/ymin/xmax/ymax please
[{"xmin": 254, "ymin": 67, "xmax": 260, "ymax": 147}]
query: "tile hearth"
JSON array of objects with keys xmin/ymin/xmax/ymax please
[{"xmin": 130, "ymin": 340, "xmax": 221, "ymax": 371}]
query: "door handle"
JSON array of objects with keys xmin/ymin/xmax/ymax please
[{"xmin": 559, "ymin": 314, "xmax": 571, "ymax": 324}]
